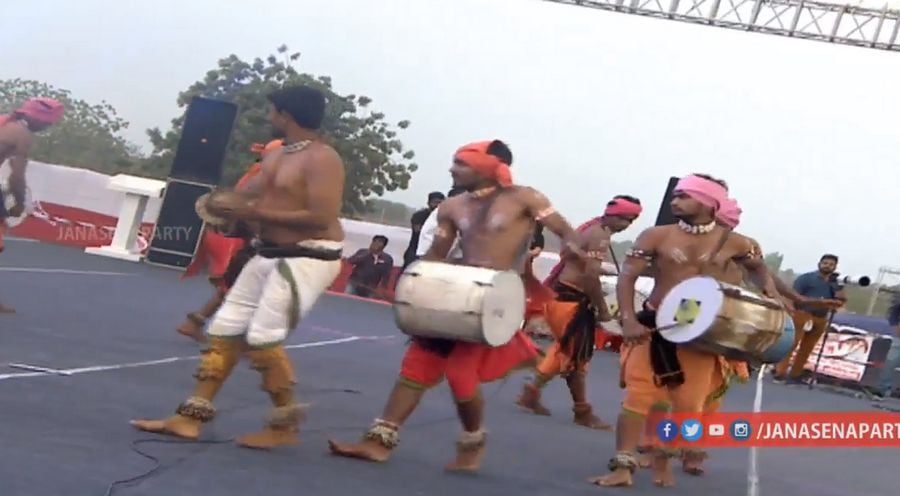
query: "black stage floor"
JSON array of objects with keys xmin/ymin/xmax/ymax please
[{"xmin": 0, "ymin": 238, "xmax": 896, "ymax": 496}]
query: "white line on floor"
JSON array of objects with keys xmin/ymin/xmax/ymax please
[
  {"xmin": 0, "ymin": 267, "xmax": 135, "ymax": 276},
  {"xmin": 0, "ymin": 335, "xmax": 393, "ymax": 381}
]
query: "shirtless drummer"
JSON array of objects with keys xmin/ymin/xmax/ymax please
[
  {"xmin": 328, "ymin": 139, "xmax": 586, "ymax": 471},
  {"xmin": 593, "ymin": 173, "xmax": 781, "ymax": 488},
  {"xmin": 130, "ymin": 85, "xmax": 346, "ymax": 449}
]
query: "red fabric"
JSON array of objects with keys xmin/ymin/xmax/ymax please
[
  {"xmin": 524, "ymin": 270, "xmax": 556, "ymax": 321},
  {"xmin": 181, "ymin": 229, "xmax": 245, "ymax": 282},
  {"xmin": 542, "ymin": 216, "xmax": 603, "ymax": 286},
  {"xmin": 604, "ymin": 198, "xmax": 643, "ymax": 217},
  {"xmin": 454, "ymin": 141, "xmax": 513, "ymax": 187},
  {"xmin": 0, "ymin": 222, "xmax": 6, "ymax": 253},
  {"xmin": 400, "ymin": 332, "xmax": 539, "ymax": 400}
]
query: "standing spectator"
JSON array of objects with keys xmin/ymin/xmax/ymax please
[
  {"xmin": 772, "ymin": 254, "xmax": 846, "ymax": 384},
  {"xmin": 416, "ymin": 187, "xmax": 466, "ymax": 261},
  {"xmin": 889, "ymin": 294, "xmax": 900, "ymax": 335},
  {"xmin": 402, "ymin": 191, "xmax": 445, "ymax": 268},
  {"xmin": 347, "ymin": 235, "xmax": 394, "ymax": 299}
]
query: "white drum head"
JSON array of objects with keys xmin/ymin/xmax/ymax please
[
  {"xmin": 657, "ymin": 276, "xmax": 724, "ymax": 343},
  {"xmin": 480, "ymin": 270, "xmax": 526, "ymax": 346}
]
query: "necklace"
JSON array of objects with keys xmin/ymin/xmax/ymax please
[
  {"xmin": 282, "ymin": 139, "xmax": 312, "ymax": 154},
  {"xmin": 677, "ymin": 219, "xmax": 716, "ymax": 235}
]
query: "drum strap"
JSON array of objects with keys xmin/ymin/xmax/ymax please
[{"xmin": 698, "ymin": 228, "xmax": 733, "ymax": 277}]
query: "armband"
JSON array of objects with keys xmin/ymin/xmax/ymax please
[
  {"xmin": 533, "ymin": 206, "xmax": 557, "ymax": 221},
  {"xmin": 625, "ymin": 248, "xmax": 655, "ymax": 262}
]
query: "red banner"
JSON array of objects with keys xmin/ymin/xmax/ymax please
[{"xmin": 649, "ymin": 412, "xmax": 900, "ymax": 448}]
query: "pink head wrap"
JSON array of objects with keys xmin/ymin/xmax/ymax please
[
  {"xmin": 604, "ymin": 197, "xmax": 643, "ymax": 218},
  {"xmin": 17, "ymin": 97, "xmax": 65, "ymax": 125},
  {"xmin": 717, "ymin": 198, "xmax": 742, "ymax": 229},
  {"xmin": 674, "ymin": 174, "xmax": 728, "ymax": 212},
  {"xmin": 454, "ymin": 141, "xmax": 513, "ymax": 187}
]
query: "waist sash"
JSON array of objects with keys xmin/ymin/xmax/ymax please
[
  {"xmin": 552, "ymin": 281, "xmax": 596, "ymax": 368},
  {"xmin": 636, "ymin": 303, "xmax": 685, "ymax": 388},
  {"xmin": 251, "ymin": 239, "xmax": 343, "ymax": 261}
]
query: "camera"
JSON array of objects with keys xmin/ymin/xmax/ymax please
[{"xmin": 829, "ymin": 273, "xmax": 871, "ymax": 287}]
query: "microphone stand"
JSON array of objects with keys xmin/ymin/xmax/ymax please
[{"xmin": 808, "ymin": 308, "xmax": 837, "ymax": 390}]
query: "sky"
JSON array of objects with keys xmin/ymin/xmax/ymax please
[{"xmin": 2, "ymin": 0, "xmax": 898, "ymax": 279}]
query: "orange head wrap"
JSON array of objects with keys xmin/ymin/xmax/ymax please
[{"xmin": 453, "ymin": 141, "xmax": 513, "ymax": 187}]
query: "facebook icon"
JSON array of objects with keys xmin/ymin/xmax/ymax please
[{"xmin": 656, "ymin": 420, "xmax": 679, "ymax": 442}]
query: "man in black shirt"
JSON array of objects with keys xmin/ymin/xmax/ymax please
[
  {"xmin": 347, "ymin": 235, "xmax": 395, "ymax": 299},
  {"xmin": 402, "ymin": 191, "xmax": 445, "ymax": 268}
]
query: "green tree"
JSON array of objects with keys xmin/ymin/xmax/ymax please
[
  {"xmin": 144, "ymin": 45, "xmax": 418, "ymax": 214},
  {"xmin": 764, "ymin": 251, "xmax": 784, "ymax": 273},
  {"xmin": 0, "ymin": 78, "xmax": 142, "ymax": 173}
]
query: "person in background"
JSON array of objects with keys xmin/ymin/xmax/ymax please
[
  {"xmin": 415, "ymin": 187, "xmax": 466, "ymax": 262},
  {"xmin": 402, "ymin": 191, "xmax": 445, "ymax": 268},
  {"xmin": 889, "ymin": 294, "xmax": 900, "ymax": 335},
  {"xmin": 347, "ymin": 235, "xmax": 394, "ymax": 298},
  {"xmin": 772, "ymin": 254, "xmax": 846, "ymax": 384}
]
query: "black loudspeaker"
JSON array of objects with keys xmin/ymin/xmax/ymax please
[
  {"xmin": 145, "ymin": 179, "xmax": 214, "ymax": 269},
  {"xmin": 168, "ymin": 96, "xmax": 238, "ymax": 185},
  {"xmin": 654, "ymin": 176, "xmax": 680, "ymax": 226}
]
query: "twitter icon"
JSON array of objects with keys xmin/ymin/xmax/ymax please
[{"xmin": 681, "ymin": 419, "xmax": 703, "ymax": 442}]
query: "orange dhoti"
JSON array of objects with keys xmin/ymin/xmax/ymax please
[
  {"xmin": 536, "ymin": 284, "xmax": 597, "ymax": 377},
  {"xmin": 400, "ymin": 333, "xmax": 539, "ymax": 401}
]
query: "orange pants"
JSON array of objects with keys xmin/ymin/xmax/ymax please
[
  {"xmin": 0, "ymin": 222, "xmax": 6, "ymax": 253},
  {"xmin": 621, "ymin": 341, "xmax": 723, "ymax": 417},
  {"xmin": 774, "ymin": 311, "xmax": 828, "ymax": 379},
  {"xmin": 399, "ymin": 332, "xmax": 539, "ymax": 401},
  {"xmin": 703, "ymin": 359, "xmax": 749, "ymax": 413},
  {"xmin": 535, "ymin": 299, "xmax": 590, "ymax": 376}
]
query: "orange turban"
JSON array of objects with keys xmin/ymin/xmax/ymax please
[{"xmin": 453, "ymin": 141, "xmax": 513, "ymax": 187}]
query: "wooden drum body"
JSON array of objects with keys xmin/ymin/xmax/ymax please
[
  {"xmin": 393, "ymin": 260, "xmax": 526, "ymax": 347},
  {"xmin": 598, "ymin": 275, "xmax": 654, "ymax": 336},
  {"xmin": 656, "ymin": 276, "xmax": 789, "ymax": 363}
]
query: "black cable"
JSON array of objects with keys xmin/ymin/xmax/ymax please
[{"xmin": 104, "ymin": 378, "xmax": 514, "ymax": 495}]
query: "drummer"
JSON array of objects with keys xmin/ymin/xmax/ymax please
[
  {"xmin": 328, "ymin": 139, "xmax": 587, "ymax": 471},
  {"xmin": 517, "ymin": 195, "xmax": 642, "ymax": 430},
  {"xmin": 592, "ymin": 173, "xmax": 782, "ymax": 488}
]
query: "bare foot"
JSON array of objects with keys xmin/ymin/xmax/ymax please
[
  {"xmin": 176, "ymin": 314, "xmax": 206, "ymax": 343},
  {"xmin": 445, "ymin": 445, "xmax": 485, "ymax": 472},
  {"xmin": 129, "ymin": 416, "xmax": 200, "ymax": 440},
  {"xmin": 236, "ymin": 428, "xmax": 299, "ymax": 449},
  {"xmin": 652, "ymin": 456, "xmax": 676, "ymax": 487},
  {"xmin": 638, "ymin": 451, "xmax": 653, "ymax": 469},
  {"xmin": 516, "ymin": 384, "xmax": 551, "ymax": 416},
  {"xmin": 682, "ymin": 453, "xmax": 706, "ymax": 476},
  {"xmin": 328, "ymin": 438, "xmax": 392, "ymax": 462},
  {"xmin": 574, "ymin": 413, "xmax": 613, "ymax": 431},
  {"xmin": 588, "ymin": 469, "xmax": 633, "ymax": 487}
]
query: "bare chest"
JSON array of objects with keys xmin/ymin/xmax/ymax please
[
  {"xmin": 452, "ymin": 195, "xmax": 529, "ymax": 239},
  {"xmin": 261, "ymin": 156, "xmax": 306, "ymax": 193},
  {"xmin": 656, "ymin": 235, "xmax": 732, "ymax": 269}
]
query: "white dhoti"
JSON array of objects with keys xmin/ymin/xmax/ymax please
[{"xmin": 207, "ymin": 240, "xmax": 343, "ymax": 347}]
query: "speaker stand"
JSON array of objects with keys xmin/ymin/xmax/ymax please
[{"xmin": 85, "ymin": 174, "xmax": 166, "ymax": 262}]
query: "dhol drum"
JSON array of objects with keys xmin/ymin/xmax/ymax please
[
  {"xmin": 195, "ymin": 190, "xmax": 254, "ymax": 237},
  {"xmin": 599, "ymin": 275, "xmax": 654, "ymax": 336},
  {"xmin": 655, "ymin": 276, "xmax": 790, "ymax": 363},
  {"xmin": 393, "ymin": 260, "xmax": 526, "ymax": 347}
]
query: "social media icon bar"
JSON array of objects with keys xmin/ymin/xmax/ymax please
[
  {"xmin": 680, "ymin": 419, "xmax": 703, "ymax": 442},
  {"xmin": 731, "ymin": 420, "xmax": 752, "ymax": 440},
  {"xmin": 656, "ymin": 420, "xmax": 679, "ymax": 442},
  {"xmin": 708, "ymin": 423, "xmax": 725, "ymax": 436}
]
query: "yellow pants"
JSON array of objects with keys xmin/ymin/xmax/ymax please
[{"xmin": 774, "ymin": 311, "xmax": 828, "ymax": 379}]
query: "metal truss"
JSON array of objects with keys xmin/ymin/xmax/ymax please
[
  {"xmin": 866, "ymin": 266, "xmax": 900, "ymax": 315},
  {"xmin": 542, "ymin": 0, "xmax": 900, "ymax": 52}
]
